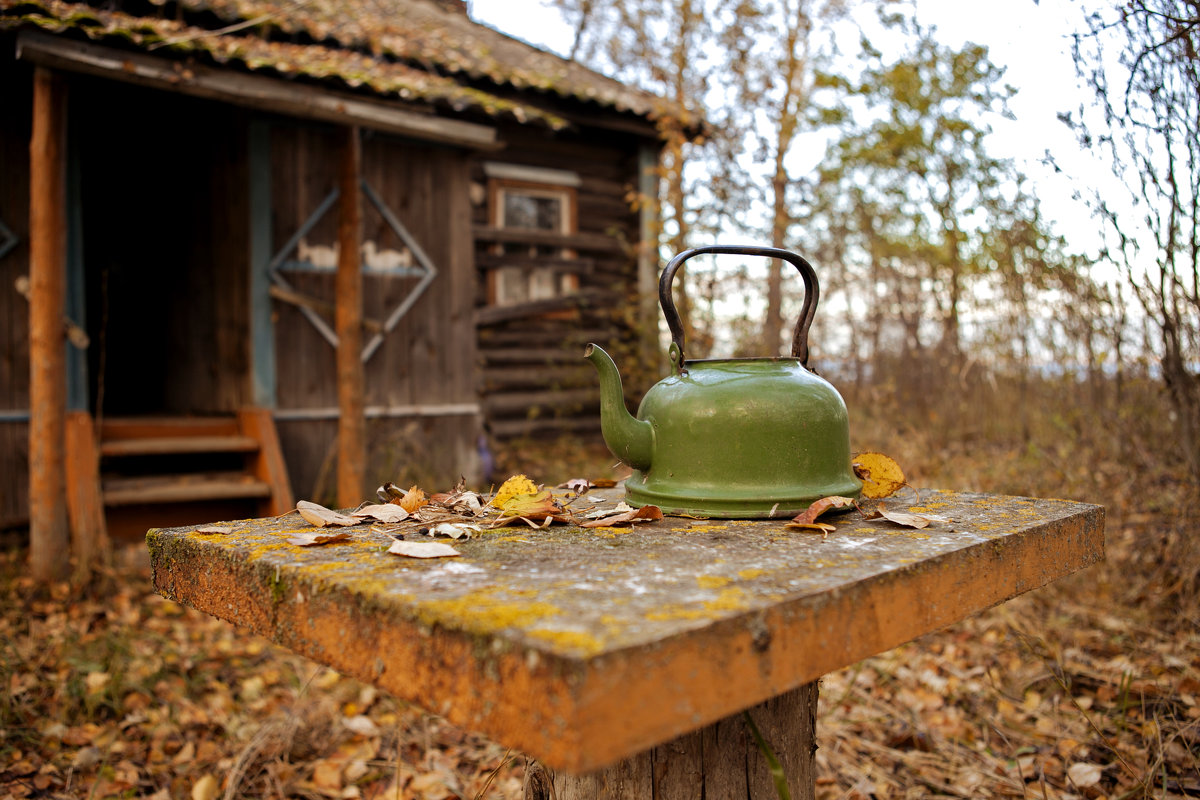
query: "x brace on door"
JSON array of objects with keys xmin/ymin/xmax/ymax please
[{"xmin": 267, "ymin": 179, "xmax": 439, "ymax": 363}]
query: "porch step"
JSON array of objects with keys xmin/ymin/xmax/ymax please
[
  {"xmin": 100, "ymin": 435, "xmax": 260, "ymax": 458},
  {"xmin": 66, "ymin": 411, "xmax": 295, "ymax": 543},
  {"xmin": 103, "ymin": 472, "xmax": 272, "ymax": 506}
]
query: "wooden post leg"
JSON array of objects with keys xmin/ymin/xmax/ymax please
[
  {"xmin": 335, "ymin": 125, "xmax": 365, "ymax": 508},
  {"xmin": 64, "ymin": 411, "xmax": 109, "ymax": 581},
  {"xmin": 525, "ymin": 681, "xmax": 818, "ymax": 800},
  {"xmin": 28, "ymin": 66, "xmax": 70, "ymax": 583}
]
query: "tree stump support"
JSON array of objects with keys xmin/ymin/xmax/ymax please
[{"xmin": 525, "ymin": 682, "xmax": 818, "ymax": 800}]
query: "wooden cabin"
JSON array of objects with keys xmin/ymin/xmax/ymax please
[{"xmin": 0, "ymin": 0, "xmax": 693, "ymax": 556}]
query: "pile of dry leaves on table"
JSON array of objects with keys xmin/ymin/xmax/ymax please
[
  {"xmin": 267, "ymin": 451, "xmax": 921, "ymax": 559},
  {"xmin": 261, "ymin": 473, "xmax": 664, "ymax": 558}
]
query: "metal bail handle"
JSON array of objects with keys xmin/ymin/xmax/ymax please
[{"xmin": 658, "ymin": 245, "xmax": 820, "ymax": 368}]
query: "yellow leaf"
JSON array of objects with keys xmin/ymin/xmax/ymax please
[
  {"xmin": 400, "ymin": 486, "xmax": 428, "ymax": 513},
  {"xmin": 498, "ymin": 488, "xmax": 561, "ymax": 518},
  {"xmin": 493, "ymin": 474, "xmax": 538, "ymax": 507},
  {"xmin": 852, "ymin": 452, "xmax": 906, "ymax": 499}
]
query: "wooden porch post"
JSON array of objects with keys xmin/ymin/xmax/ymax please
[
  {"xmin": 336, "ymin": 126, "xmax": 365, "ymax": 507},
  {"xmin": 28, "ymin": 67, "xmax": 70, "ymax": 582}
]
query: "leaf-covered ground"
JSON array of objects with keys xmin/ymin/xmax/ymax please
[{"xmin": 3, "ymin": 382, "xmax": 1199, "ymax": 799}]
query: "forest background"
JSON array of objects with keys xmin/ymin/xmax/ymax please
[{"xmin": 3, "ymin": 0, "xmax": 1199, "ymax": 798}]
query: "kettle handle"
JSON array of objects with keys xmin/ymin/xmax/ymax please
[{"xmin": 659, "ymin": 245, "xmax": 819, "ymax": 368}]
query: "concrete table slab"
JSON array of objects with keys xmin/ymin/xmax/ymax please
[{"xmin": 149, "ymin": 488, "xmax": 1103, "ymax": 787}]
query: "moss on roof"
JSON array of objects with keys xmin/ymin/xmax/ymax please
[
  {"xmin": 2, "ymin": 0, "xmax": 576, "ymax": 127},
  {"xmin": 1, "ymin": 0, "xmax": 699, "ymax": 132}
]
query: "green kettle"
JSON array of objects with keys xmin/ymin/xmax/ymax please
[{"xmin": 586, "ymin": 245, "xmax": 861, "ymax": 518}]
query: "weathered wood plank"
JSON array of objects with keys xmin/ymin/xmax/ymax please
[
  {"xmin": 473, "ymin": 225, "xmax": 625, "ymax": 253},
  {"xmin": 486, "ymin": 415, "xmax": 600, "ymax": 439},
  {"xmin": 474, "ymin": 289, "xmax": 617, "ymax": 327},
  {"xmin": 482, "ymin": 388, "xmax": 598, "ymax": 415},
  {"xmin": 238, "ymin": 407, "xmax": 295, "ymax": 516},
  {"xmin": 64, "ymin": 410, "xmax": 108, "ymax": 577},
  {"xmin": 99, "ymin": 417, "xmax": 241, "ymax": 439},
  {"xmin": 149, "ymin": 488, "xmax": 1103, "ymax": 774},
  {"xmin": 99, "ymin": 435, "xmax": 259, "ymax": 457},
  {"xmin": 104, "ymin": 472, "xmax": 271, "ymax": 505}
]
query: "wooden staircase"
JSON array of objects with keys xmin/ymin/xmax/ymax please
[{"xmin": 66, "ymin": 409, "xmax": 294, "ymax": 544}]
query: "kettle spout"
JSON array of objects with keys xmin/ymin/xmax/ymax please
[{"xmin": 585, "ymin": 344, "xmax": 654, "ymax": 471}]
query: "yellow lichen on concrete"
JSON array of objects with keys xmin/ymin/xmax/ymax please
[
  {"xmin": 591, "ymin": 527, "xmax": 632, "ymax": 538},
  {"xmin": 705, "ymin": 587, "xmax": 748, "ymax": 611},
  {"xmin": 737, "ymin": 568, "xmax": 768, "ymax": 580},
  {"xmin": 644, "ymin": 587, "xmax": 750, "ymax": 621},
  {"xmin": 413, "ymin": 588, "xmax": 561, "ymax": 635},
  {"xmin": 682, "ymin": 523, "xmax": 729, "ymax": 534},
  {"xmin": 697, "ymin": 575, "xmax": 731, "ymax": 589},
  {"xmin": 526, "ymin": 628, "xmax": 605, "ymax": 656}
]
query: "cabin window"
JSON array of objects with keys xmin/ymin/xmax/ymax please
[{"xmin": 485, "ymin": 164, "xmax": 581, "ymax": 307}]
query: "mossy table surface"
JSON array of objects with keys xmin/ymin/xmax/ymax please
[{"xmin": 149, "ymin": 488, "xmax": 1104, "ymax": 774}]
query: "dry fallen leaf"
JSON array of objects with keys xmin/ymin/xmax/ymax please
[
  {"xmin": 399, "ymin": 486, "xmax": 428, "ymax": 513},
  {"xmin": 790, "ymin": 495, "xmax": 856, "ymax": 526},
  {"xmin": 352, "ymin": 504, "xmax": 410, "ymax": 524},
  {"xmin": 387, "ymin": 540, "xmax": 460, "ymax": 558},
  {"xmin": 191, "ymin": 774, "xmax": 220, "ymax": 800},
  {"xmin": 1067, "ymin": 762, "xmax": 1103, "ymax": 788},
  {"xmin": 194, "ymin": 525, "xmax": 235, "ymax": 535},
  {"xmin": 872, "ymin": 507, "xmax": 933, "ymax": 529},
  {"xmin": 429, "ymin": 490, "xmax": 484, "ymax": 515},
  {"xmin": 427, "ymin": 522, "xmax": 479, "ymax": 540},
  {"xmin": 287, "ymin": 530, "xmax": 352, "ymax": 546},
  {"xmin": 492, "ymin": 474, "xmax": 539, "ymax": 507},
  {"xmin": 296, "ymin": 500, "xmax": 360, "ymax": 528},
  {"xmin": 864, "ymin": 503, "xmax": 949, "ymax": 529},
  {"xmin": 342, "ymin": 715, "xmax": 381, "ymax": 738},
  {"xmin": 581, "ymin": 505, "xmax": 663, "ymax": 527},
  {"xmin": 584, "ymin": 501, "xmax": 635, "ymax": 519},
  {"xmin": 852, "ymin": 452, "xmax": 907, "ymax": 499},
  {"xmin": 784, "ymin": 521, "xmax": 838, "ymax": 537},
  {"xmin": 497, "ymin": 488, "xmax": 564, "ymax": 519}
]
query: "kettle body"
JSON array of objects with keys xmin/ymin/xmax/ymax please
[{"xmin": 586, "ymin": 245, "xmax": 861, "ymax": 518}]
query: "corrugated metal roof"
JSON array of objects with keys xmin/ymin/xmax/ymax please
[{"xmin": 1, "ymin": 0, "xmax": 697, "ymax": 132}]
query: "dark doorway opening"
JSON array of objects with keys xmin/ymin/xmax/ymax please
[{"xmin": 76, "ymin": 80, "xmax": 250, "ymax": 417}]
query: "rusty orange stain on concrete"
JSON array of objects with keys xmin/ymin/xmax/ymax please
[{"xmin": 149, "ymin": 489, "xmax": 1104, "ymax": 774}]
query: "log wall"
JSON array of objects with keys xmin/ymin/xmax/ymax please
[{"xmin": 471, "ymin": 124, "xmax": 654, "ymax": 441}]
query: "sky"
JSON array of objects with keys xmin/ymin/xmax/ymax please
[{"xmin": 466, "ymin": 0, "xmax": 1108, "ymax": 256}]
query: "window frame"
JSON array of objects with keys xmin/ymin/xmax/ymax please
[{"xmin": 485, "ymin": 170, "xmax": 581, "ymax": 308}]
